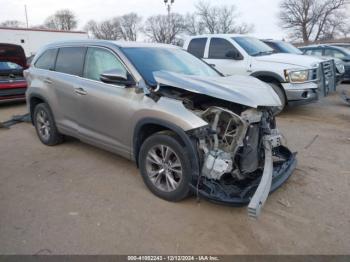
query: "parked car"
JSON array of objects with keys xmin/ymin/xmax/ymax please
[
  {"xmin": 300, "ymin": 45, "xmax": 350, "ymax": 81},
  {"xmin": 184, "ymin": 35, "xmax": 323, "ymax": 113},
  {"xmin": 262, "ymin": 39, "xmax": 345, "ymax": 85},
  {"xmin": 0, "ymin": 43, "xmax": 27, "ymax": 103},
  {"xmin": 25, "ymin": 40, "xmax": 297, "ymax": 218},
  {"xmin": 324, "ymin": 43, "xmax": 350, "ymax": 50}
]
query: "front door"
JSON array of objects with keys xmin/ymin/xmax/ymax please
[{"xmin": 77, "ymin": 47, "xmax": 139, "ymax": 157}]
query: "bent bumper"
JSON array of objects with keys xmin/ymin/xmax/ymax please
[{"xmin": 193, "ymin": 146, "xmax": 297, "ymax": 215}]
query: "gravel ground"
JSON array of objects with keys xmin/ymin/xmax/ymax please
[{"xmin": 0, "ymin": 85, "xmax": 350, "ymax": 255}]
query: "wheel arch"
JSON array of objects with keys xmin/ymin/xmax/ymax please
[
  {"xmin": 133, "ymin": 118, "xmax": 200, "ymax": 179},
  {"xmin": 28, "ymin": 93, "xmax": 48, "ymax": 125},
  {"xmin": 250, "ymin": 72, "xmax": 287, "ymax": 104}
]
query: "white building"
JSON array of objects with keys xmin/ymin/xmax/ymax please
[{"xmin": 0, "ymin": 27, "xmax": 89, "ymax": 57}]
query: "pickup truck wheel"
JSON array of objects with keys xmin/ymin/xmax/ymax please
[
  {"xmin": 268, "ymin": 83, "xmax": 286, "ymax": 115},
  {"xmin": 139, "ymin": 133, "xmax": 191, "ymax": 202},
  {"xmin": 33, "ymin": 103, "xmax": 64, "ymax": 146}
]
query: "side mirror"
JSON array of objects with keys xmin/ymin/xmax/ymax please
[
  {"xmin": 225, "ymin": 50, "xmax": 242, "ymax": 60},
  {"xmin": 100, "ymin": 69, "xmax": 135, "ymax": 86},
  {"xmin": 343, "ymin": 56, "xmax": 350, "ymax": 63}
]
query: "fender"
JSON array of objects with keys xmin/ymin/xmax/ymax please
[
  {"xmin": 133, "ymin": 118, "xmax": 200, "ymax": 180},
  {"xmin": 250, "ymin": 71, "xmax": 285, "ymax": 83}
]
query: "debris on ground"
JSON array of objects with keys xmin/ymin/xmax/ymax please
[
  {"xmin": 341, "ymin": 90, "xmax": 350, "ymax": 105},
  {"xmin": 0, "ymin": 113, "xmax": 31, "ymax": 129},
  {"xmin": 304, "ymin": 135, "xmax": 319, "ymax": 150},
  {"xmin": 277, "ymin": 198, "xmax": 291, "ymax": 208}
]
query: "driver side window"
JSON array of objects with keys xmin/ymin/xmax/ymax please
[
  {"xmin": 83, "ymin": 47, "xmax": 127, "ymax": 81},
  {"xmin": 208, "ymin": 38, "xmax": 240, "ymax": 59}
]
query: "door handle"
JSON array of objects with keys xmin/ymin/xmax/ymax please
[
  {"xmin": 44, "ymin": 78, "xmax": 52, "ymax": 84},
  {"xmin": 209, "ymin": 63, "xmax": 216, "ymax": 67},
  {"xmin": 74, "ymin": 87, "xmax": 87, "ymax": 95}
]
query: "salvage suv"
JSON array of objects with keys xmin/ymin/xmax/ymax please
[
  {"xmin": 25, "ymin": 40, "xmax": 297, "ymax": 218},
  {"xmin": 184, "ymin": 35, "xmax": 326, "ymax": 113}
]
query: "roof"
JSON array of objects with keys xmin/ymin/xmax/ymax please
[
  {"xmin": 44, "ymin": 39, "xmax": 180, "ymax": 49},
  {"xmin": 0, "ymin": 27, "xmax": 87, "ymax": 34},
  {"xmin": 186, "ymin": 33, "xmax": 250, "ymax": 39},
  {"xmin": 300, "ymin": 44, "xmax": 348, "ymax": 50}
]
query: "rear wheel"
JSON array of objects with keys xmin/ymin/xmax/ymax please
[
  {"xmin": 138, "ymin": 133, "xmax": 192, "ymax": 202},
  {"xmin": 268, "ymin": 83, "xmax": 286, "ymax": 115},
  {"xmin": 33, "ymin": 103, "xmax": 64, "ymax": 146}
]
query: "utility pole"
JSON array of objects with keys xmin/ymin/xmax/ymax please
[
  {"xmin": 164, "ymin": 0, "xmax": 175, "ymax": 43},
  {"xmin": 24, "ymin": 5, "xmax": 29, "ymax": 28}
]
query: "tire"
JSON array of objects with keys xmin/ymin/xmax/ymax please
[
  {"xmin": 138, "ymin": 132, "xmax": 192, "ymax": 202},
  {"xmin": 33, "ymin": 103, "xmax": 64, "ymax": 146},
  {"xmin": 268, "ymin": 82, "xmax": 286, "ymax": 115}
]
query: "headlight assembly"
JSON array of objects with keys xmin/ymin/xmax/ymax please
[{"xmin": 284, "ymin": 69, "xmax": 310, "ymax": 83}]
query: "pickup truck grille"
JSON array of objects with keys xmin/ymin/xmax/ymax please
[{"xmin": 310, "ymin": 68, "xmax": 318, "ymax": 80}]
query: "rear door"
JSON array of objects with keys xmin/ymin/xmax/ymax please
[
  {"xmin": 186, "ymin": 38, "xmax": 207, "ymax": 59},
  {"xmin": 50, "ymin": 46, "xmax": 87, "ymax": 134}
]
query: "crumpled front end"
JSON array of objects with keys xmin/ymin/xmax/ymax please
[{"xmin": 187, "ymin": 106, "xmax": 297, "ymax": 218}]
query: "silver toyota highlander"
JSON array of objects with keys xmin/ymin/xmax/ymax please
[{"xmin": 25, "ymin": 40, "xmax": 297, "ymax": 218}]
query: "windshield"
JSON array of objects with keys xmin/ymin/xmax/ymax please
[
  {"xmin": 122, "ymin": 47, "xmax": 220, "ymax": 86},
  {"xmin": 233, "ymin": 37, "xmax": 274, "ymax": 56},
  {"xmin": 0, "ymin": 61, "xmax": 22, "ymax": 70},
  {"xmin": 275, "ymin": 41, "xmax": 302, "ymax": 54}
]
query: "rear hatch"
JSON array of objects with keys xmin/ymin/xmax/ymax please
[{"xmin": 0, "ymin": 43, "xmax": 27, "ymax": 82}]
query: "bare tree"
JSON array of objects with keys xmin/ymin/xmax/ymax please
[
  {"xmin": 144, "ymin": 13, "xmax": 185, "ymax": 44},
  {"xmin": 279, "ymin": 0, "xmax": 349, "ymax": 43},
  {"xmin": 84, "ymin": 19, "xmax": 121, "ymax": 40},
  {"xmin": 118, "ymin": 13, "xmax": 142, "ymax": 41},
  {"xmin": 44, "ymin": 9, "xmax": 77, "ymax": 30},
  {"xmin": 184, "ymin": 13, "xmax": 206, "ymax": 35},
  {"xmin": 194, "ymin": 1, "xmax": 254, "ymax": 34},
  {"xmin": 0, "ymin": 20, "xmax": 24, "ymax": 28}
]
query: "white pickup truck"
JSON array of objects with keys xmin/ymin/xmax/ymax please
[{"xmin": 183, "ymin": 34, "xmax": 332, "ymax": 112}]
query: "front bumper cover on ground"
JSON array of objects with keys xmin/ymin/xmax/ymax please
[{"xmin": 192, "ymin": 145, "xmax": 297, "ymax": 217}]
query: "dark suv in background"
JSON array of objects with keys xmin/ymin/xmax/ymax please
[{"xmin": 300, "ymin": 45, "xmax": 350, "ymax": 82}]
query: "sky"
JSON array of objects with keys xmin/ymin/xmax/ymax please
[{"xmin": 0, "ymin": 0, "xmax": 286, "ymax": 39}]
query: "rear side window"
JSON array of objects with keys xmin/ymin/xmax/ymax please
[
  {"xmin": 187, "ymin": 38, "xmax": 207, "ymax": 58},
  {"xmin": 34, "ymin": 49, "xmax": 58, "ymax": 70},
  {"xmin": 209, "ymin": 38, "xmax": 238, "ymax": 59},
  {"xmin": 55, "ymin": 47, "xmax": 87, "ymax": 76}
]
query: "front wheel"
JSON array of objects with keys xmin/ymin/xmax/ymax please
[
  {"xmin": 268, "ymin": 83, "xmax": 286, "ymax": 115},
  {"xmin": 138, "ymin": 133, "xmax": 192, "ymax": 202}
]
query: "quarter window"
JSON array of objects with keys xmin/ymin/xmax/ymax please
[
  {"xmin": 209, "ymin": 38, "xmax": 239, "ymax": 59},
  {"xmin": 83, "ymin": 47, "xmax": 127, "ymax": 82},
  {"xmin": 34, "ymin": 49, "xmax": 58, "ymax": 70},
  {"xmin": 55, "ymin": 47, "xmax": 87, "ymax": 76},
  {"xmin": 188, "ymin": 38, "xmax": 207, "ymax": 58}
]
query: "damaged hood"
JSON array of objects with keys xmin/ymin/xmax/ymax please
[
  {"xmin": 0, "ymin": 43, "xmax": 27, "ymax": 68},
  {"xmin": 153, "ymin": 71, "xmax": 281, "ymax": 108}
]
